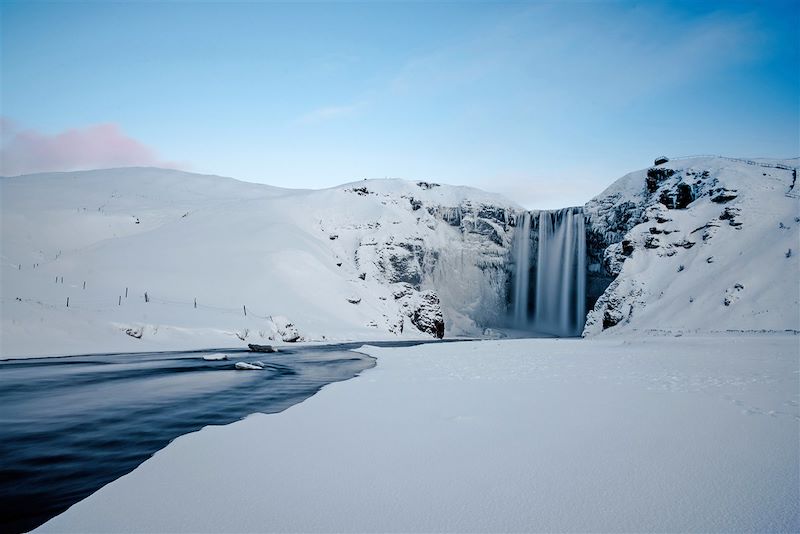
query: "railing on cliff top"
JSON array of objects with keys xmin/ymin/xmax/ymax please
[{"xmin": 666, "ymin": 154, "xmax": 799, "ymax": 198}]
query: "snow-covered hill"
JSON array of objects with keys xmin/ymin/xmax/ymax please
[
  {"xmin": 584, "ymin": 156, "xmax": 799, "ymax": 335},
  {"xmin": 1, "ymin": 168, "xmax": 518, "ymax": 357},
  {"xmin": 2, "ymin": 156, "xmax": 798, "ymax": 357}
]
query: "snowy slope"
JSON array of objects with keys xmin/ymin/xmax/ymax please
[
  {"xmin": 584, "ymin": 156, "xmax": 800, "ymax": 335},
  {"xmin": 1, "ymin": 169, "xmax": 518, "ymax": 357},
  {"xmin": 3, "ymin": 157, "xmax": 797, "ymax": 356}
]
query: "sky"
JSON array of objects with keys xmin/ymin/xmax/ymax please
[{"xmin": 1, "ymin": 1, "xmax": 798, "ymax": 208}]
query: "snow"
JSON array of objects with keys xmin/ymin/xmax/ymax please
[
  {"xmin": 585, "ymin": 156, "xmax": 799, "ymax": 334},
  {"xmin": 1, "ymin": 168, "xmax": 517, "ymax": 358},
  {"xmin": 234, "ymin": 361, "xmax": 263, "ymax": 370},
  {"xmin": 4, "ymin": 157, "xmax": 796, "ymax": 357},
  {"xmin": 35, "ymin": 335, "xmax": 799, "ymax": 533},
  {"xmin": 201, "ymin": 354, "xmax": 227, "ymax": 361}
]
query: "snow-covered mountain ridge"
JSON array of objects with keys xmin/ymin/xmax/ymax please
[
  {"xmin": 584, "ymin": 156, "xmax": 799, "ymax": 335},
  {"xmin": 1, "ymin": 168, "xmax": 519, "ymax": 356},
  {"xmin": 1, "ymin": 156, "xmax": 797, "ymax": 357}
]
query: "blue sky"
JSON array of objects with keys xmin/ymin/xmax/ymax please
[{"xmin": 2, "ymin": 1, "xmax": 798, "ymax": 208}]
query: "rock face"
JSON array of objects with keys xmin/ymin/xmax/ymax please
[
  {"xmin": 405, "ymin": 289, "xmax": 445, "ymax": 338},
  {"xmin": 582, "ymin": 156, "xmax": 799, "ymax": 335},
  {"xmin": 319, "ymin": 179, "xmax": 518, "ymax": 337}
]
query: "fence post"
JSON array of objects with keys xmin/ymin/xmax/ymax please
[
  {"xmin": 145, "ymin": 292, "xmax": 149, "ymax": 303},
  {"xmin": 66, "ymin": 297, "xmax": 69, "ymax": 308},
  {"xmin": 194, "ymin": 298, "xmax": 197, "ymax": 309},
  {"xmin": 243, "ymin": 305, "xmax": 247, "ymax": 316},
  {"xmin": 125, "ymin": 287, "xmax": 128, "ymax": 298},
  {"xmin": 83, "ymin": 281, "xmax": 86, "ymax": 290},
  {"xmin": 118, "ymin": 296, "xmax": 121, "ymax": 306}
]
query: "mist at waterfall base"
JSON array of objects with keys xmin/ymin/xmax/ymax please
[{"xmin": 511, "ymin": 208, "xmax": 587, "ymax": 337}]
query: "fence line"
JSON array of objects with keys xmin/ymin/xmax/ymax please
[
  {"xmin": 2, "ymin": 294, "xmax": 273, "ymax": 320},
  {"xmin": 668, "ymin": 154, "xmax": 798, "ymax": 171}
]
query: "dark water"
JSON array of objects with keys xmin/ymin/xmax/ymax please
[{"xmin": 0, "ymin": 341, "xmax": 439, "ymax": 534}]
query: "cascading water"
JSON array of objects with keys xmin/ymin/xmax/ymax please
[
  {"xmin": 512, "ymin": 211, "xmax": 531, "ymax": 327},
  {"xmin": 511, "ymin": 207, "xmax": 587, "ymax": 336}
]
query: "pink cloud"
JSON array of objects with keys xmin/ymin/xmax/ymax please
[{"xmin": 0, "ymin": 119, "xmax": 184, "ymax": 176}]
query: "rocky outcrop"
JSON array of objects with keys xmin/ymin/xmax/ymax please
[
  {"xmin": 583, "ymin": 156, "xmax": 799, "ymax": 335},
  {"xmin": 408, "ymin": 290, "xmax": 445, "ymax": 339},
  {"xmin": 322, "ymin": 179, "xmax": 519, "ymax": 337}
]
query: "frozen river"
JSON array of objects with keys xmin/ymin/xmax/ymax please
[{"xmin": 0, "ymin": 342, "xmax": 404, "ymax": 533}]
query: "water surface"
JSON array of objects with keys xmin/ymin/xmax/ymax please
[{"xmin": 0, "ymin": 342, "xmax": 403, "ymax": 533}]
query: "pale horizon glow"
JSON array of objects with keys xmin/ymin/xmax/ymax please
[{"xmin": 1, "ymin": 1, "xmax": 798, "ymax": 209}]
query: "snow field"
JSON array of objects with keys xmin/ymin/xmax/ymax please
[{"xmin": 35, "ymin": 334, "xmax": 800, "ymax": 533}]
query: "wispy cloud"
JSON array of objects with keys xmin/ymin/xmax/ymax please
[
  {"xmin": 0, "ymin": 119, "xmax": 184, "ymax": 176},
  {"xmin": 388, "ymin": 3, "xmax": 762, "ymax": 108},
  {"xmin": 295, "ymin": 102, "xmax": 364, "ymax": 125}
]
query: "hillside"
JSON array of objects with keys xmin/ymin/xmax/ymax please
[
  {"xmin": 2, "ymin": 157, "xmax": 798, "ymax": 358},
  {"xmin": 0, "ymin": 168, "xmax": 518, "ymax": 357},
  {"xmin": 584, "ymin": 156, "xmax": 799, "ymax": 334}
]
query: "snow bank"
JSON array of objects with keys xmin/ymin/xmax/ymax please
[{"xmin": 35, "ymin": 335, "xmax": 799, "ymax": 532}]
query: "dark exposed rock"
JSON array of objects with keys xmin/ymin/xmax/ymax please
[
  {"xmin": 409, "ymin": 291, "xmax": 445, "ymax": 338},
  {"xmin": 675, "ymin": 183, "xmax": 694, "ymax": 208},
  {"xmin": 644, "ymin": 236, "xmax": 660, "ymax": 249},
  {"xmin": 646, "ymin": 167, "xmax": 676, "ymax": 193},
  {"xmin": 603, "ymin": 309, "xmax": 623, "ymax": 329},
  {"xmin": 409, "ymin": 198, "xmax": 423, "ymax": 211},
  {"xmin": 654, "ymin": 156, "xmax": 670, "ymax": 166},
  {"xmin": 416, "ymin": 181, "xmax": 440, "ymax": 190},
  {"xmin": 659, "ymin": 183, "xmax": 694, "ymax": 209},
  {"xmin": 673, "ymin": 239, "xmax": 696, "ymax": 249},
  {"xmin": 719, "ymin": 207, "xmax": 742, "ymax": 227},
  {"xmin": 621, "ymin": 240, "xmax": 635, "ymax": 256},
  {"xmin": 248, "ymin": 344, "xmax": 276, "ymax": 353},
  {"xmin": 477, "ymin": 206, "xmax": 508, "ymax": 226},
  {"xmin": 710, "ymin": 187, "xmax": 738, "ymax": 203}
]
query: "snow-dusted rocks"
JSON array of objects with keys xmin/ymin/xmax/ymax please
[
  {"xmin": 271, "ymin": 316, "xmax": 301, "ymax": 343},
  {"xmin": 584, "ymin": 156, "xmax": 800, "ymax": 335},
  {"xmin": 407, "ymin": 289, "xmax": 445, "ymax": 339}
]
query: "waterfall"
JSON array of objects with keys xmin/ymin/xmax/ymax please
[
  {"xmin": 511, "ymin": 207, "xmax": 586, "ymax": 336},
  {"xmin": 512, "ymin": 212, "xmax": 531, "ymax": 327}
]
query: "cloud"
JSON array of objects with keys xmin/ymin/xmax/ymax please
[
  {"xmin": 295, "ymin": 103, "xmax": 363, "ymax": 125},
  {"xmin": 388, "ymin": 3, "xmax": 761, "ymax": 108},
  {"xmin": 0, "ymin": 119, "xmax": 183, "ymax": 176}
]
